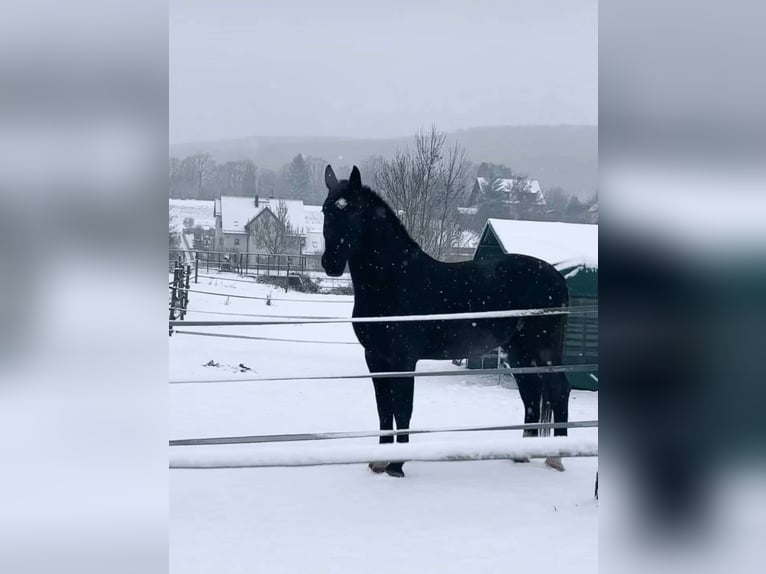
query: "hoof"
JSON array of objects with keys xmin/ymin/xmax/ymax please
[
  {"xmin": 511, "ymin": 456, "xmax": 531, "ymax": 463},
  {"xmin": 384, "ymin": 462, "xmax": 405, "ymax": 478},
  {"xmin": 545, "ymin": 456, "xmax": 566, "ymax": 472},
  {"xmin": 368, "ymin": 461, "xmax": 387, "ymax": 474}
]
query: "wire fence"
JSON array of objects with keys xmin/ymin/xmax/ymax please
[
  {"xmin": 170, "ymin": 419, "xmax": 599, "ymax": 447},
  {"xmin": 171, "ymin": 307, "xmax": 341, "ymax": 319},
  {"xmin": 171, "ymin": 286, "xmax": 354, "ymax": 304},
  {"xmin": 169, "ymin": 260, "xmax": 599, "ymax": 475},
  {"xmin": 173, "ymin": 329, "xmax": 359, "ymax": 345},
  {"xmin": 170, "ymin": 305, "xmax": 598, "ymax": 327},
  {"xmin": 169, "ymin": 363, "xmax": 598, "ymax": 385}
]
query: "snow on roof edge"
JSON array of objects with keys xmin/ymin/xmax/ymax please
[{"xmin": 481, "ymin": 218, "xmax": 598, "ymax": 269}]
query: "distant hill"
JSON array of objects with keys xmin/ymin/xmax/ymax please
[{"xmin": 170, "ymin": 125, "xmax": 597, "ymax": 197}]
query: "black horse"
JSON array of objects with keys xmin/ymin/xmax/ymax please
[{"xmin": 321, "ymin": 165, "xmax": 571, "ymax": 477}]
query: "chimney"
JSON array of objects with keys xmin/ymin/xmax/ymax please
[{"xmin": 255, "ymin": 194, "xmax": 259, "ymax": 208}]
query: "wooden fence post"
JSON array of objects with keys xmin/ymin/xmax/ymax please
[
  {"xmin": 194, "ymin": 252, "xmax": 199, "ymax": 284},
  {"xmin": 182, "ymin": 264, "xmax": 191, "ymax": 319},
  {"xmin": 169, "ymin": 265, "xmax": 179, "ymax": 336}
]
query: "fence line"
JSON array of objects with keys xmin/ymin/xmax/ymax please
[
  {"xmin": 169, "ymin": 363, "xmax": 598, "ymax": 385},
  {"xmin": 174, "ymin": 329, "xmax": 359, "ymax": 345},
  {"xmin": 169, "ymin": 435, "xmax": 598, "ymax": 469},
  {"xmin": 170, "ymin": 419, "xmax": 598, "ymax": 447},
  {"xmin": 195, "ymin": 273, "xmax": 265, "ymax": 284},
  {"xmin": 170, "ymin": 305, "xmax": 598, "ymax": 328},
  {"xmin": 173, "ymin": 286, "xmax": 354, "ymax": 304},
  {"xmin": 171, "ymin": 307, "xmax": 341, "ymax": 320},
  {"xmin": 196, "ymin": 273, "xmax": 352, "ymax": 290}
]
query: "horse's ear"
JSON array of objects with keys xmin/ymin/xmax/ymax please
[
  {"xmin": 349, "ymin": 166, "xmax": 362, "ymax": 190},
  {"xmin": 325, "ymin": 165, "xmax": 338, "ymax": 190}
]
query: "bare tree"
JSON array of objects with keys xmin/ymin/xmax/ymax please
[
  {"xmin": 178, "ymin": 153, "xmax": 214, "ymax": 198},
  {"xmin": 249, "ymin": 201, "xmax": 303, "ymax": 254},
  {"xmin": 214, "ymin": 160, "xmax": 257, "ymax": 196},
  {"xmin": 432, "ymin": 143, "xmax": 470, "ymax": 259},
  {"xmin": 369, "ymin": 126, "xmax": 470, "ymax": 260}
]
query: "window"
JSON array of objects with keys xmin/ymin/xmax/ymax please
[{"xmin": 234, "ymin": 238, "xmax": 240, "ymax": 246}]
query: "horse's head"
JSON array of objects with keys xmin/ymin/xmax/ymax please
[{"xmin": 321, "ymin": 165, "xmax": 365, "ymax": 277}]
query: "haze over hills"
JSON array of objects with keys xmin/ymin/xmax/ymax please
[{"xmin": 170, "ymin": 125, "xmax": 597, "ymax": 197}]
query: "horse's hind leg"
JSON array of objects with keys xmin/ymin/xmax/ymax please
[
  {"xmin": 547, "ymin": 372, "xmax": 571, "ymax": 438},
  {"xmin": 504, "ymin": 343, "xmax": 543, "ymax": 434},
  {"xmin": 536, "ymin": 321, "xmax": 571, "ymax": 471},
  {"xmin": 385, "ymin": 365, "xmax": 415, "ymax": 478},
  {"xmin": 515, "ymin": 374, "xmax": 543, "ymax": 437},
  {"xmin": 372, "ymin": 378, "xmax": 395, "ymax": 444}
]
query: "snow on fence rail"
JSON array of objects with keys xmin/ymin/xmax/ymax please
[
  {"xmin": 168, "ymin": 363, "xmax": 598, "ymax": 385},
  {"xmin": 170, "ymin": 420, "xmax": 599, "ymax": 447},
  {"xmin": 170, "ymin": 435, "xmax": 598, "ymax": 469}
]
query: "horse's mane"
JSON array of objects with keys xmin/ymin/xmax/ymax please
[{"xmin": 360, "ymin": 185, "xmax": 422, "ymax": 253}]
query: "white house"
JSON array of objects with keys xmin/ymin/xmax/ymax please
[
  {"xmin": 302, "ymin": 204, "xmax": 325, "ymax": 255},
  {"xmin": 213, "ymin": 195, "xmax": 309, "ymax": 254}
]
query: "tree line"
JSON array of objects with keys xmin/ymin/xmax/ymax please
[
  {"xmin": 169, "ymin": 152, "xmax": 337, "ymax": 205},
  {"xmin": 170, "ymin": 126, "xmax": 597, "ymax": 259}
]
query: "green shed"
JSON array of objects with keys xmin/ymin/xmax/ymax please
[{"xmin": 472, "ymin": 218, "xmax": 598, "ymax": 391}]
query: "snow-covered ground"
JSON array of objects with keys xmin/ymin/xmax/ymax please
[
  {"xmin": 169, "ymin": 199, "xmax": 215, "ymax": 233},
  {"xmin": 170, "ymin": 275, "xmax": 598, "ymax": 574}
]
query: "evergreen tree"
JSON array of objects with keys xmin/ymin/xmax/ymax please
[
  {"xmin": 287, "ymin": 154, "xmax": 311, "ymax": 200},
  {"xmin": 476, "ymin": 177, "xmax": 508, "ymax": 223},
  {"xmin": 476, "ymin": 162, "xmax": 513, "ymax": 180}
]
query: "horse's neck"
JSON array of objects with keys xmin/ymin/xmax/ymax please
[{"xmin": 349, "ymin": 215, "xmax": 425, "ymax": 305}]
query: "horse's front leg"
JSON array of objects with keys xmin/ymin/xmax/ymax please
[
  {"xmin": 365, "ymin": 350, "xmax": 415, "ymax": 477},
  {"xmin": 365, "ymin": 351, "xmax": 394, "ymax": 474},
  {"xmin": 365, "ymin": 351, "xmax": 394, "ymax": 445}
]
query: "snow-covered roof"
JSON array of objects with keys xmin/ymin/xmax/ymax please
[
  {"xmin": 477, "ymin": 177, "xmax": 514, "ymax": 193},
  {"xmin": 219, "ymin": 196, "xmax": 307, "ymax": 235},
  {"xmin": 303, "ymin": 204, "xmax": 324, "ymax": 234},
  {"xmin": 475, "ymin": 177, "xmax": 545, "ymax": 205},
  {"xmin": 479, "ymin": 218, "xmax": 598, "ymax": 269}
]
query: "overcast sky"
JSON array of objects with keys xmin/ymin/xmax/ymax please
[{"xmin": 170, "ymin": 0, "xmax": 597, "ymax": 144}]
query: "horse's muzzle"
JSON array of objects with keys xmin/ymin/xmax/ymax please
[{"xmin": 321, "ymin": 253, "xmax": 345, "ymax": 277}]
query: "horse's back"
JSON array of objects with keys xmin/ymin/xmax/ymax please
[
  {"xmin": 352, "ymin": 253, "xmax": 569, "ymax": 360},
  {"xmin": 431, "ymin": 253, "xmax": 568, "ymax": 311}
]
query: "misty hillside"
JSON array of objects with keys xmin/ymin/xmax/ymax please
[{"xmin": 171, "ymin": 125, "xmax": 597, "ymax": 197}]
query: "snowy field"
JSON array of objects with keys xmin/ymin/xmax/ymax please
[
  {"xmin": 170, "ymin": 273, "xmax": 598, "ymax": 574},
  {"xmin": 169, "ymin": 198, "xmax": 215, "ymax": 233}
]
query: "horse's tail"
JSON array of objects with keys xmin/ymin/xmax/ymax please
[{"xmin": 539, "ymin": 384, "xmax": 553, "ymax": 436}]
